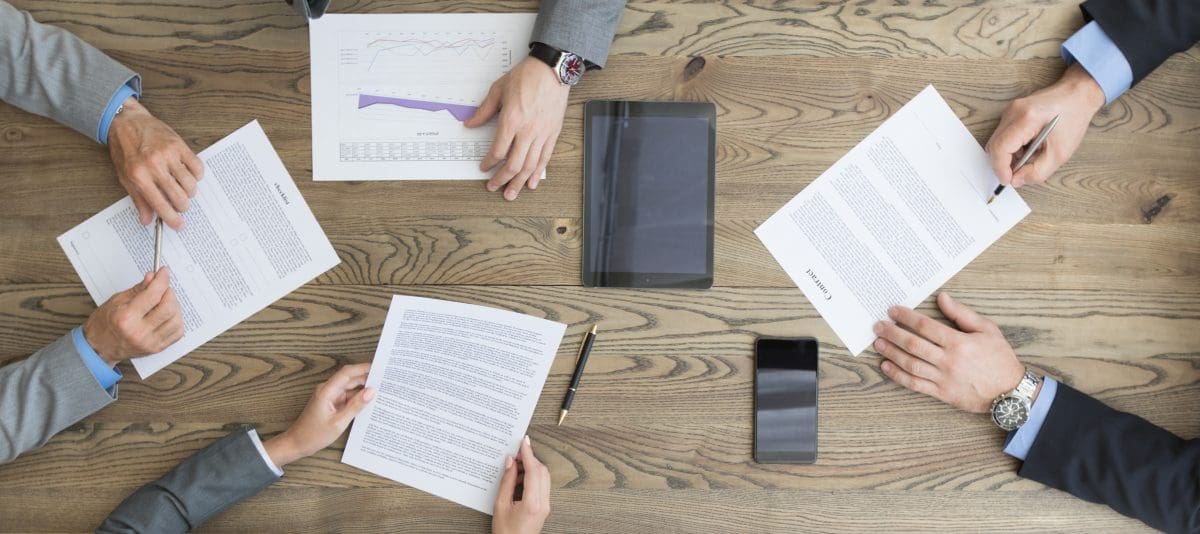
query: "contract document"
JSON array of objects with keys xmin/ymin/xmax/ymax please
[
  {"xmin": 58, "ymin": 121, "xmax": 339, "ymax": 377},
  {"xmin": 756, "ymin": 86, "xmax": 1030, "ymax": 355},
  {"xmin": 343, "ymin": 296, "xmax": 566, "ymax": 515},
  {"xmin": 309, "ymin": 13, "xmax": 537, "ymax": 180}
]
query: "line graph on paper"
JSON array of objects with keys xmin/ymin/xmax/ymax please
[
  {"xmin": 362, "ymin": 36, "xmax": 507, "ymax": 71},
  {"xmin": 334, "ymin": 30, "xmax": 517, "ymax": 165}
]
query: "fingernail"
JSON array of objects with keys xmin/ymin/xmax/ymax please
[
  {"xmin": 874, "ymin": 339, "xmax": 885, "ymax": 351},
  {"xmin": 486, "ymin": 182, "xmax": 498, "ymax": 192},
  {"xmin": 529, "ymin": 180, "xmax": 539, "ymax": 190},
  {"xmin": 873, "ymin": 322, "xmax": 884, "ymax": 335},
  {"xmin": 887, "ymin": 307, "xmax": 899, "ymax": 318},
  {"xmin": 505, "ymin": 456, "xmax": 513, "ymax": 469},
  {"xmin": 505, "ymin": 190, "xmax": 517, "ymax": 201},
  {"xmin": 881, "ymin": 360, "xmax": 892, "ymax": 372},
  {"xmin": 523, "ymin": 435, "xmax": 530, "ymax": 446}
]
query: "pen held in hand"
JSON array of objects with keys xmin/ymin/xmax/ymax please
[
  {"xmin": 558, "ymin": 324, "xmax": 598, "ymax": 426},
  {"xmin": 987, "ymin": 113, "xmax": 1061, "ymax": 205},
  {"xmin": 153, "ymin": 218, "xmax": 163, "ymax": 272}
]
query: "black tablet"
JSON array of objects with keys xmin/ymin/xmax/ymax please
[{"xmin": 583, "ymin": 101, "xmax": 715, "ymax": 288}]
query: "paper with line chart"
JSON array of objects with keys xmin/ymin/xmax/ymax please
[{"xmin": 310, "ymin": 13, "xmax": 536, "ymax": 181}]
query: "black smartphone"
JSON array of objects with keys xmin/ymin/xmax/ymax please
[{"xmin": 754, "ymin": 337, "xmax": 819, "ymax": 464}]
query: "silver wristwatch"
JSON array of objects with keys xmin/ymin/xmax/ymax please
[{"xmin": 990, "ymin": 369, "xmax": 1040, "ymax": 431}]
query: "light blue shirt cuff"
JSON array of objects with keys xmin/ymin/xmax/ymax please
[
  {"xmin": 71, "ymin": 326, "xmax": 122, "ymax": 392},
  {"xmin": 1002, "ymin": 376, "xmax": 1059, "ymax": 461},
  {"xmin": 97, "ymin": 83, "xmax": 140, "ymax": 145},
  {"xmin": 1061, "ymin": 21, "xmax": 1133, "ymax": 106}
]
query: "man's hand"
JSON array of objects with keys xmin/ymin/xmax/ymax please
[
  {"xmin": 985, "ymin": 62, "xmax": 1106, "ymax": 189},
  {"xmin": 493, "ymin": 435, "xmax": 551, "ymax": 534},
  {"xmin": 82, "ymin": 267, "xmax": 183, "ymax": 366},
  {"xmin": 107, "ymin": 97, "xmax": 204, "ymax": 230},
  {"xmin": 465, "ymin": 56, "xmax": 570, "ymax": 201},
  {"xmin": 263, "ymin": 364, "xmax": 374, "ymax": 467},
  {"xmin": 872, "ymin": 292, "xmax": 1026, "ymax": 414}
]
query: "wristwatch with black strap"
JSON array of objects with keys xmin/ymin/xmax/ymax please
[
  {"xmin": 529, "ymin": 42, "xmax": 588, "ymax": 86},
  {"xmin": 990, "ymin": 368, "xmax": 1041, "ymax": 431}
]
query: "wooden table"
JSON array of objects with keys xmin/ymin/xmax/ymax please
[{"xmin": 1, "ymin": 1, "xmax": 1197, "ymax": 532}]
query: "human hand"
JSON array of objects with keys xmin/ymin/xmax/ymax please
[
  {"xmin": 107, "ymin": 97, "xmax": 204, "ymax": 230},
  {"xmin": 465, "ymin": 56, "xmax": 570, "ymax": 201},
  {"xmin": 493, "ymin": 435, "xmax": 551, "ymax": 534},
  {"xmin": 985, "ymin": 62, "xmax": 1106, "ymax": 188},
  {"xmin": 263, "ymin": 364, "xmax": 374, "ymax": 467},
  {"xmin": 872, "ymin": 292, "xmax": 1027, "ymax": 414},
  {"xmin": 82, "ymin": 267, "xmax": 183, "ymax": 366}
]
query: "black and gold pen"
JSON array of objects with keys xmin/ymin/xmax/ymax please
[{"xmin": 558, "ymin": 325, "xmax": 598, "ymax": 426}]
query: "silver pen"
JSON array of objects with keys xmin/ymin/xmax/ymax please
[
  {"xmin": 987, "ymin": 113, "xmax": 1061, "ymax": 205},
  {"xmin": 153, "ymin": 218, "xmax": 164, "ymax": 271}
]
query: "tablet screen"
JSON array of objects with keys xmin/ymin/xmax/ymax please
[{"xmin": 583, "ymin": 101, "xmax": 714, "ymax": 288}]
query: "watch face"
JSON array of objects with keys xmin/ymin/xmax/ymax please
[
  {"xmin": 992, "ymin": 396, "xmax": 1030, "ymax": 431},
  {"xmin": 558, "ymin": 53, "xmax": 584, "ymax": 85}
]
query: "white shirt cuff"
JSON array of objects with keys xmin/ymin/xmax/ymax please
[{"xmin": 246, "ymin": 428, "xmax": 284, "ymax": 476}]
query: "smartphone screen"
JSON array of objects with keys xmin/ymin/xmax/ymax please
[{"xmin": 754, "ymin": 337, "xmax": 818, "ymax": 463}]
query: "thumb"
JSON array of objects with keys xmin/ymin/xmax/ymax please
[
  {"xmin": 464, "ymin": 85, "xmax": 501, "ymax": 128},
  {"xmin": 938, "ymin": 292, "xmax": 992, "ymax": 333},
  {"xmin": 336, "ymin": 387, "xmax": 375, "ymax": 428},
  {"xmin": 494, "ymin": 455, "xmax": 518, "ymax": 508}
]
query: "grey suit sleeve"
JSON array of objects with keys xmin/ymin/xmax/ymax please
[
  {"xmin": 0, "ymin": 0, "xmax": 141, "ymax": 143},
  {"xmin": 98, "ymin": 426, "xmax": 283, "ymax": 533},
  {"xmin": 531, "ymin": 0, "xmax": 625, "ymax": 68},
  {"xmin": 0, "ymin": 333, "xmax": 116, "ymax": 465}
]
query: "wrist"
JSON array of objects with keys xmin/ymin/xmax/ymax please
[
  {"xmin": 1059, "ymin": 62, "xmax": 1106, "ymax": 114},
  {"xmin": 108, "ymin": 97, "xmax": 148, "ymax": 143},
  {"xmin": 523, "ymin": 56, "xmax": 569, "ymax": 89},
  {"xmin": 263, "ymin": 432, "xmax": 305, "ymax": 468},
  {"xmin": 81, "ymin": 317, "xmax": 120, "ymax": 367}
]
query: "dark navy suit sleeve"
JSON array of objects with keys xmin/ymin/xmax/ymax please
[{"xmin": 1019, "ymin": 383, "xmax": 1200, "ymax": 533}]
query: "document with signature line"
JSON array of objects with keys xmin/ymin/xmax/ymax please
[{"xmin": 756, "ymin": 86, "xmax": 1030, "ymax": 355}]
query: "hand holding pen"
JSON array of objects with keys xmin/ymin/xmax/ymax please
[
  {"xmin": 987, "ymin": 114, "xmax": 1059, "ymax": 204},
  {"xmin": 984, "ymin": 63, "xmax": 1106, "ymax": 196}
]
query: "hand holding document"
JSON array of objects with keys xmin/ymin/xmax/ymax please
[
  {"xmin": 756, "ymin": 86, "xmax": 1031, "ymax": 355},
  {"xmin": 58, "ymin": 121, "xmax": 340, "ymax": 377},
  {"xmin": 342, "ymin": 296, "xmax": 566, "ymax": 515}
]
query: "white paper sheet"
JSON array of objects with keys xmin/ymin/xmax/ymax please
[
  {"xmin": 342, "ymin": 295, "xmax": 566, "ymax": 515},
  {"xmin": 755, "ymin": 86, "xmax": 1031, "ymax": 355},
  {"xmin": 58, "ymin": 121, "xmax": 340, "ymax": 377},
  {"xmin": 310, "ymin": 13, "xmax": 537, "ymax": 181}
]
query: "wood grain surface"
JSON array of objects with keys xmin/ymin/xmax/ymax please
[{"xmin": 0, "ymin": 0, "xmax": 1197, "ymax": 532}]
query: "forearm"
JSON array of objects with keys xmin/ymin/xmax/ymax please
[
  {"xmin": 0, "ymin": 0, "xmax": 140, "ymax": 142},
  {"xmin": 1019, "ymin": 383, "xmax": 1200, "ymax": 532},
  {"xmin": 531, "ymin": 0, "xmax": 625, "ymax": 68},
  {"xmin": 98, "ymin": 427, "xmax": 282, "ymax": 533},
  {"xmin": 0, "ymin": 333, "xmax": 115, "ymax": 464},
  {"xmin": 1080, "ymin": 0, "xmax": 1200, "ymax": 85}
]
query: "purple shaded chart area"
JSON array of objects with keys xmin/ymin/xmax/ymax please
[{"xmin": 357, "ymin": 94, "xmax": 478, "ymax": 122}]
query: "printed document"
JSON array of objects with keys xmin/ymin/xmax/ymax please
[
  {"xmin": 310, "ymin": 13, "xmax": 536, "ymax": 180},
  {"xmin": 756, "ymin": 86, "xmax": 1030, "ymax": 355},
  {"xmin": 342, "ymin": 296, "xmax": 566, "ymax": 514},
  {"xmin": 58, "ymin": 121, "xmax": 340, "ymax": 377}
]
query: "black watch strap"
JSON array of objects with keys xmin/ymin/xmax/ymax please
[
  {"xmin": 529, "ymin": 42, "xmax": 595, "ymax": 70},
  {"xmin": 528, "ymin": 42, "xmax": 563, "ymax": 70}
]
